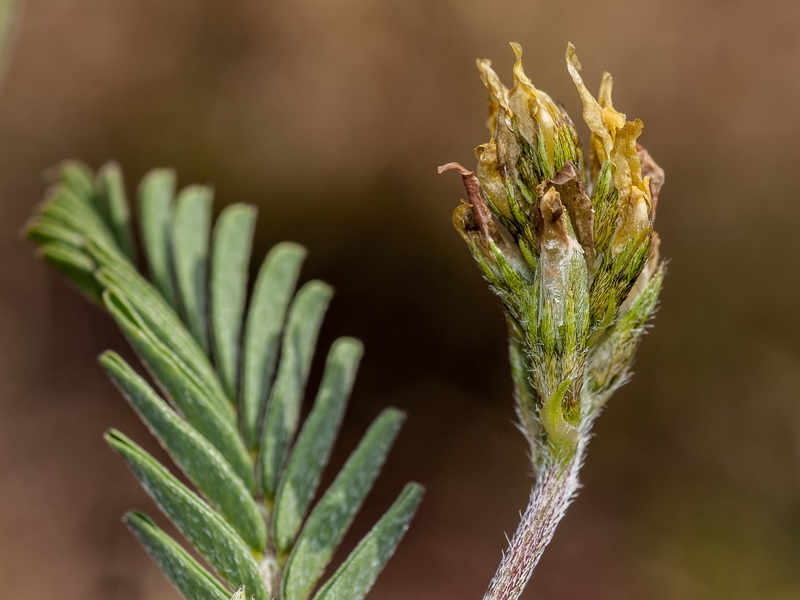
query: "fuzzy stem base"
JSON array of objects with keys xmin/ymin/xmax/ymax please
[{"xmin": 482, "ymin": 443, "xmax": 585, "ymax": 600}]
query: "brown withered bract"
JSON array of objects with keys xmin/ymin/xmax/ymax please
[
  {"xmin": 438, "ymin": 162, "xmax": 497, "ymax": 243},
  {"xmin": 536, "ymin": 163, "xmax": 595, "ymax": 266}
]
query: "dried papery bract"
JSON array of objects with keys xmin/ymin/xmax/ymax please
[{"xmin": 441, "ymin": 43, "xmax": 665, "ymax": 600}]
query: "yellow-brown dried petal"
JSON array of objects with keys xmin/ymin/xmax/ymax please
[{"xmin": 475, "ymin": 140, "xmax": 511, "ymax": 219}]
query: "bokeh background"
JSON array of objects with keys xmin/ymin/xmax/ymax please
[{"xmin": 2, "ymin": 0, "xmax": 800, "ymax": 598}]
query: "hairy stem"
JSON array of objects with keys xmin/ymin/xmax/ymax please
[{"xmin": 482, "ymin": 444, "xmax": 585, "ymax": 600}]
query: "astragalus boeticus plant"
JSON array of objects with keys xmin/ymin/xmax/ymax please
[{"xmin": 441, "ymin": 42, "xmax": 665, "ymax": 600}]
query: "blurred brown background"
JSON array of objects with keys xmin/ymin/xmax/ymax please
[{"xmin": 2, "ymin": 0, "xmax": 800, "ymax": 598}]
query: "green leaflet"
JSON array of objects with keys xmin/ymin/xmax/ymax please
[
  {"xmin": 125, "ymin": 511, "xmax": 230, "ymax": 600},
  {"xmin": 38, "ymin": 242, "xmax": 102, "ymax": 301},
  {"xmin": 102, "ymin": 351, "xmax": 266, "ymax": 551},
  {"xmin": 240, "ymin": 241, "xmax": 306, "ymax": 448},
  {"xmin": 281, "ymin": 408, "xmax": 405, "ymax": 600},
  {"xmin": 55, "ymin": 161, "xmax": 95, "ymax": 204},
  {"xmin": 26, "ymin": 218, "xmax": 86, "ymax": 249},
  {"xmin": 172, "ymin": 185, "xmax": 213, "ymax": 352},
  {"xmin": 96, "ymin": 162, "xmax": 137, "ymax": 262},
  {"xmin": 138, "ymin": 169, "xmax": 178, "ymax": 308},
  {"xmin": 312, "ymin": 483, "xmax": 424, "ymax": 600},
  {"xmin": 40, "ymin": 187, "xmax": 115, "ymax": 247},
  {"xmin": 107, "ymin": 431, "xmax": 268, "ymax": 600},
  {"xmin": 87, "ymin": 239, "xmax": 232, "ymax": 412},
  {"xmin": 102, "ymin": 288, "xmax": 255, "ymax": 492},
  {"xmin": 210, "ymin": 204, "xmax": 256, "ymax": 400},
  {"xmin": 273, "ymin": 337, "xmax": 364, "ymax": 553},
  {"xmin": 260, "ymin": 280, "xmax": 333, "ymax": 498}
]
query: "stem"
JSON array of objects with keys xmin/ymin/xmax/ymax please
[{"xmin": 482, "ymin": 443, "xmax": 585, "ymax": 600}]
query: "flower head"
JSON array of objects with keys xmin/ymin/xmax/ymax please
[{"xmin": 441, "ymin": 43, "xmax": 665, "ymax": 459}]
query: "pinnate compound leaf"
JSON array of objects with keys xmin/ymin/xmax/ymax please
[
  {"xmin": 102, "ymin": 351, "xmax": 266, "ymax": 550},
  {"xmin": 240, "ymin": 241, "xmax": 306, "ymax": 448},
  {"xmin": 312, "ymin": 482, "xmax": 424, "ymax": 600},
  {"xmin": 106, "ymin": 430, "xmax": 268, "ymax": 600},
  {"xmin": 126, "ymin": 511, "xmax": 230, "ymax": 600},
  {"xmin": 27, "ymin": 162, "xmax": 423, "ymax": 600},
  {"xmin": 281, "ymin": 408, "xmax": 405, "ymax": 600}
]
